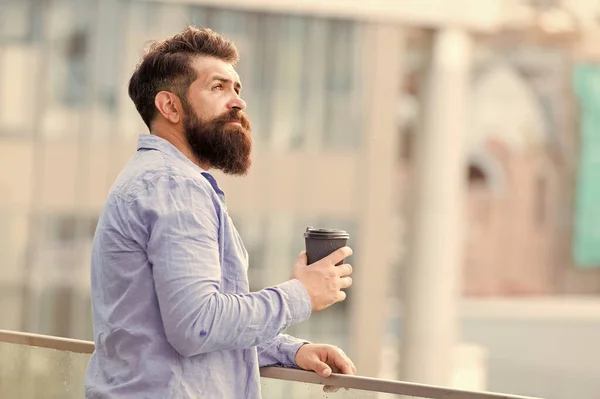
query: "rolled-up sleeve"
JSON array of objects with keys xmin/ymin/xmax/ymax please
[{"xmin": 140, "ymin": 174, "xmax": 312, "ymax": 358}]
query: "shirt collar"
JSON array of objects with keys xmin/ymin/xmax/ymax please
[
  {"xmin": 137, "ymin": 133, "xmax": 196, "ymax": 166},
  {"xmin": 137, "ymin": 134, "xmax": 225, "ymax": 197}
]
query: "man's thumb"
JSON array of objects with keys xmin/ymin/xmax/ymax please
[
  {"xmin": 297, "ymin": 251, "xmax": 308, "ymax": 266},
  {"xmin": 316, "ymin": 361, "xmax": 332, "ymax": 377}
]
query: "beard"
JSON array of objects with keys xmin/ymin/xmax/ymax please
[{"xmin": 182, "ymin": 102, "xmax": 252, "ymax": 176}]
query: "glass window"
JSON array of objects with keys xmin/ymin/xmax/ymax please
[
  {"xmin": 246, "ymin": 13, "xmax": 279, "ymax": 147},
  {"xmin": 36, "ymin": 0, "xmax": 98, "ymax": 139},
  {"xmin": 46, "ymin": 1, "xmax": 94, "ymax": 108},
  {"xmin": 322, "ymin": 20, "xmax": 364, "ymax": 151},
  {"xmin": 173, "ymin": 6, "xmax": 365, "ymax": 153},
  {"xmin": 298, "ymin": 19, "xmax": 328, "ymax": 152},
  {"xmin": 0, "ymin": 1, "xmax": 39, "ymax": 44},
  {"xmin": 89, "ymin": 0, "xmax": 125, "ymax": 115},
  {"xmin": 0, "ymin": 0, "xmax": 45, "ymax": 137},
  {"xmin": 37, "ymin": 285, "xmax": 74, "ymax": 337}
]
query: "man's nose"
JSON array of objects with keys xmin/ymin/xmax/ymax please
[{"xmin": 228, "ymin": 95, "xmax": 246, "ymax": 111}]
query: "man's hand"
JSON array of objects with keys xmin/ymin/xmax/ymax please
[
  {"xmin": 291, "ymin": 247, "xmax": 353, "ymax": 311},
  {"xmin": 295, "ymin": 344, "xmax": 357, "ymax": 392}
]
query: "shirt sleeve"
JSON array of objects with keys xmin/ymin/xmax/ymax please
[
  {"xmin": 139, "ymin": 174, "xmax": 312, "ymax": 358},
  {"xmin": 257, "ymin": 334, "xmax": 310, "ymax": 367}
]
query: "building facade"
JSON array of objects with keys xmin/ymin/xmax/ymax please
[{"xmin": 0, "ymin": 0, "xmax": 402, "ymax": 381}]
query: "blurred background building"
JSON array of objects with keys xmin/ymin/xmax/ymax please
[{"xmin": 1, "ymin": 0, "xmax": 600, "ymax": 398}]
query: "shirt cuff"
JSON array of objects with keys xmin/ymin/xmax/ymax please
[
  {"xmin": 275, "ymin": 279, "xmax": 312, "ymax": 325},
  {"xmin": 281, "ymin": 337, "xmax": 310, "ymax": 367}
]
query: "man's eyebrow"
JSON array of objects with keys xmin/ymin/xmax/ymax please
[{"xmin": 210, "ymin": 75, "xmax": 242, "ymax": 92}]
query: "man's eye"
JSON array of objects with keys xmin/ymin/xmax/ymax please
[{"xmin": 212, "ymin": 84, "xmax": 223, "ymax": 91}]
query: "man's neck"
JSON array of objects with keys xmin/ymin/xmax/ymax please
[{"xmin": 150, "ymin": 127, "xmax": 210, "ymax": 171}]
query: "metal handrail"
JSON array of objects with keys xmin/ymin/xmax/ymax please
[
  {"xmin": 0, "ymin": 329, "xmax": 543, "ymax": 399},
  {"xmin": 0, "ymin": 329, "xmax": 94, "ymax": 354}
]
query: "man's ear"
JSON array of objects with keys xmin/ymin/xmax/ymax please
[{"xmin": 154, "ymin": 91, "xmax": 182, "ymax": 124}]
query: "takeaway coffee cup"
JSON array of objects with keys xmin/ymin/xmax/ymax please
[{"xmin": 304, "ymin": 227, "xmax": 350, "ymax": 265}]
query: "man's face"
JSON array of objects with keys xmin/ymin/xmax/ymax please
[{"xmin": 181, "ymin": 56, "xmax": 252, "ymax": 175}]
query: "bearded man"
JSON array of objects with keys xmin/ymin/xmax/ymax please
[{"xmin": 84, "ymin": 26, "xmax": 355, "ymax": 399}]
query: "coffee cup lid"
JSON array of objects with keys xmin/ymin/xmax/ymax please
[{"xmin": 304, "ymin": 226, "xmax": 349, "ymax": 239}]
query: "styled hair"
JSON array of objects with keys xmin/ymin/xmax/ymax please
[{"xmin": 128, "ymin": 26, "xmax": 239, "ymax": 129}]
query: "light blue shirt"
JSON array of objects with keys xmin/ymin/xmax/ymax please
[{"xmin": 85, "ymin": 134, "xmax": 312, "ymax": 398}]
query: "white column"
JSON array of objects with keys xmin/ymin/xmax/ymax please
[
  {"xmin": 349, "ymin": 23, "xmax": 404, "ymax": 377},
  {"xmin": 399, "ymin": 27, "xmax": 472, "ymax": 385}
]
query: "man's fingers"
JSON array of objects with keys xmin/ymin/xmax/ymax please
[
  {"xmin": 339, "ymin": 276, "xmax": 353, "ymax": 289},
  {"xmin": 336, "ymin": 263, "xmax": 353, "ymax": 277},
  {"xmin": 335, "ymin": 290, "xmax": 347, "ymax": 303},
  {"xmin": 322, "ymin": 353, "xmax": 353, "ymax": 393},
  {"xmin": 322, "ymin": 364, "xmax": 346, "ymax": 392},
  {"xmin": 325, "ymin": 246, "xmax": 353, "ymax": 265},
  {"xmin": 338, "ymin": 360, "xmax": 354, "ymax": 375},
  {"xmin": 333, "ymin": 348, "xmax": 356, "ymax": 375},
  {"xmin": 313, "ymin": 360, "xmax": 332, "ymax": 377},
  {"xmin": 338, "ymin": 348, "xmax": 357, "ymax": 374}
]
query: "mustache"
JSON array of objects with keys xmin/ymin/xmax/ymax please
[{"xmin": 213, "ymin": 109, "xmax": 251, "ymax": 130}]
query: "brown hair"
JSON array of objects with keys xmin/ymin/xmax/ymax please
[{"xmin": 128, "ymin": 26, "xmax": 239, "ymax": 129}]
